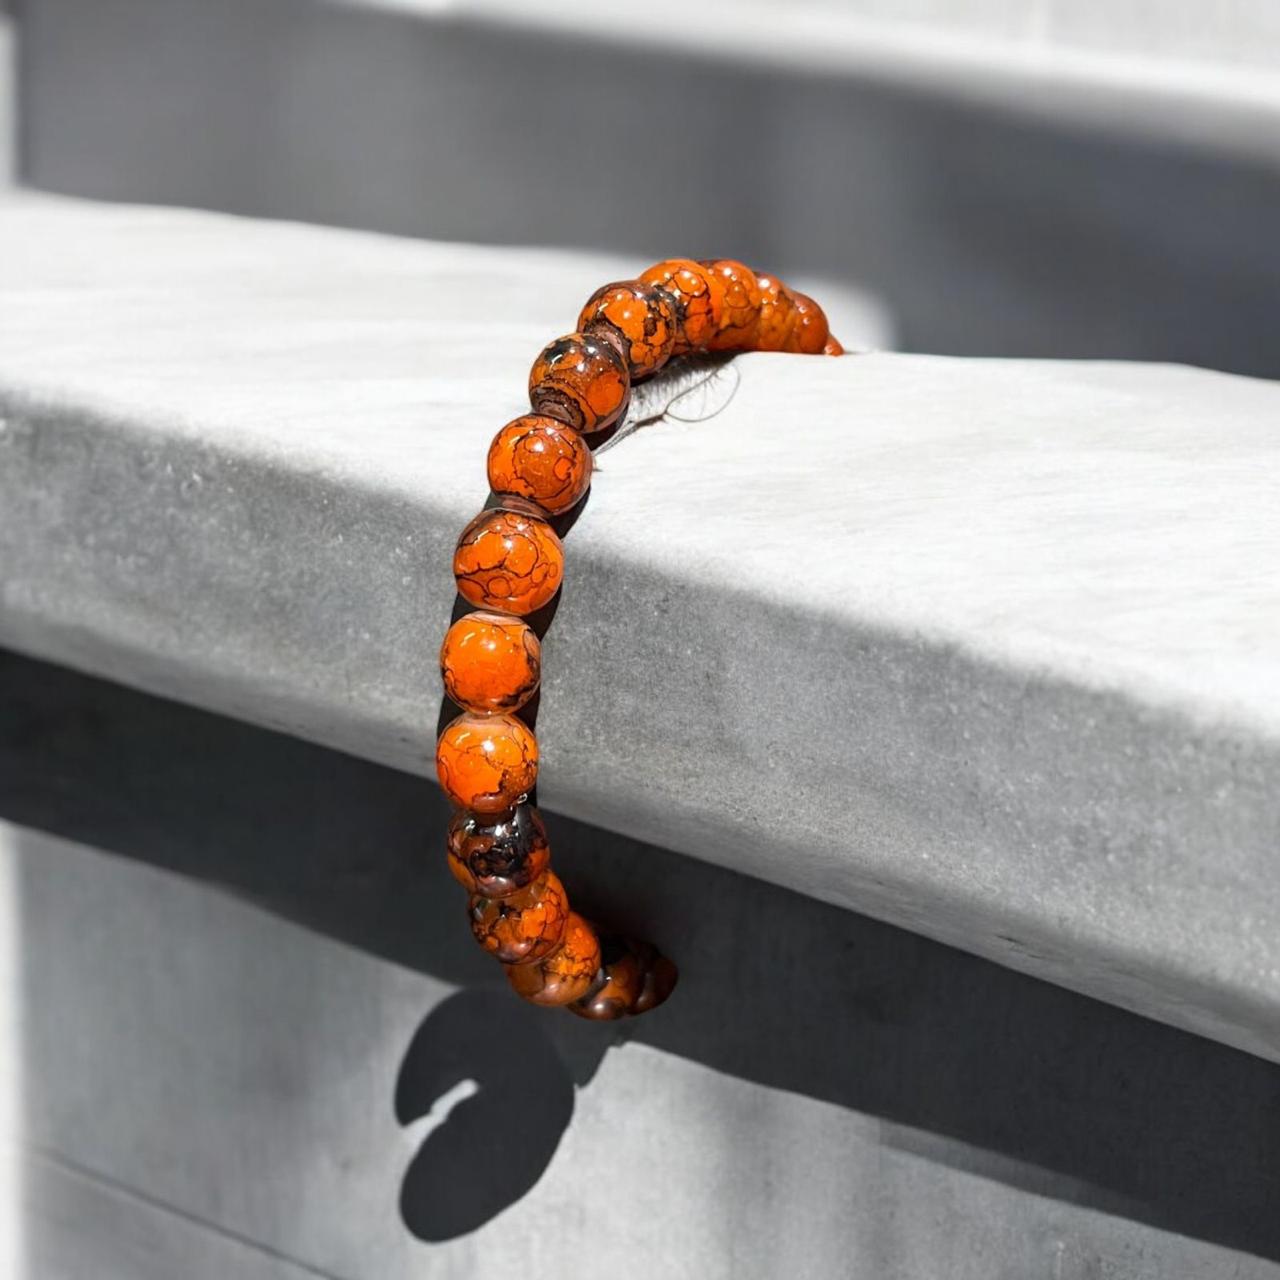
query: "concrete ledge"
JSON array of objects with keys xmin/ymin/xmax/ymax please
[{"xmin": 2, "ymin": 196, "xmax": 1279, "ymax": 1062}]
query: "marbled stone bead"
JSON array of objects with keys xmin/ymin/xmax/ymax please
[
  {"xmin": 752, "ymin": 272, "xmax": 800, "ymax": 352},
  {"xmin": 446, "ymin": 804, "xmax": 551, "ymax": 899},
  {"xmin": 528, "ymin": 331, "xmax": 630, "ymax": 434},
  {"xmin": 453, "ymin": 506, "xmax": 564, "ymax": 616},
  {"xmin": 638, "ymin": 258, "xmax": 723, "ymax": 355},
  {"xmin": 568, "ymin": 938, "xmax": 643, "ymax": 1021},
  {"xmin": 435, "ymin": 712, "xmax": 538, "ymax": 814},
  {"xmin": 469, "ymin": 869, "xmax": 569, "ymax": 964},
  {"xmin": 486, "ymin": 414, "xmax": 592, "ymax": 515},
  {"xmin": 504, "ymin": 912, "xmax": 601, "ymax": 1006},
  {"xmin": 439, "ymin": 610, "xmax": 541, "ymax": 715},
  {"xmin": 577, "ymin": 281, "xmax": 677, "ymax": 378},
  {"xmin": 700, "ymin": 258, "xmax": 762, "ymax": 350}
]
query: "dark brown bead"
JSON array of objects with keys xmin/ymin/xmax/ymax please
[{"xmin": 446, "ymin": 804, "xmax": 551, "ymax": 899}]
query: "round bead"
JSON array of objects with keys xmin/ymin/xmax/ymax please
[
  {"xmin": 577, "ymin": 281, "xmax": 677, "ymax": 378},
  {"xmin": 638, "ymin": 258, "xmax": 723, "ymax": 355},
  {"xmin": 486, "ymin": 414, "xmax": 592, "ymax": 516},
  {"xmin": 569, "ymin": 939, "xmax": 643, "ymax": 1021},
  {"xmin": 453, "ymin": 507, "xmax": 564, "ymax": 616},
  {"xmin": 785, "ymin": 290, "xmax": 831, "ymax": 354},
  {"xmin": 700, "ymin": 259, "xmax": 762, "ymax": 350},
  {"xmin": 469, "ymin": 869, "xmax": 569, "ymax": 964},
  {"xmin": 505, "ymin": 912, "xmax": 601, "ymax": 1006},
  {"xmin": 446, "ymin": 804, "xmax": 551, "ymax": 899},
  {"xmin": 439, "ymin": 610, "xmax": 541, "ymax": 715},
  {"xmin": 823, "ymin": 334, "xmax": 845, "ymax": 356},
  {"xmin": 528, "ymin": 332, "xmax": 630, "ymax": 434},
  {"xmin": 752, "ymin": 272, "xmax": 799, "ymax": 352},
  {"xmin": 631, "ymin": 946, "xmax": 679, "ymax": 1015},
  {"xmin": 435, "ymin": 712, "xmax": 538, "ymax": 814}
]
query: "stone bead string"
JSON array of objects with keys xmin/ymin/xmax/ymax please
[{"xmin": 436, "ymin": 259, "xmax": 841, "ymax": 1020}]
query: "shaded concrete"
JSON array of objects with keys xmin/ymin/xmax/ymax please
[{"xmin": 3, "ymin": 650, "xmax": 1280, "ymax": 1276}]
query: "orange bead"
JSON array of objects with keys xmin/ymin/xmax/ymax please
[
  {"xmin": 784, "ymin": 290, "xmax": 831, "ymax": 354},
  {"xmin": 447, "ymin": 804, "xmax": 551, "ymax": 899},
  {"xmin": 505, "ymin": 912, "xmax": 601, "ymax": 1006},
  {"xmin": 823, "ymin": 334, "xmax": 845, "ymax": 356},
  {"xmin": 435, "ymin": 712, "xmax": 538, "ymax": 814},
  {"xmin": 568, "ymin": 940, "xmax": 643, "ymax": 1021},
  {"xmin": 752, "ymin": 272, "xmax": 799, "ymax": 352},
  {"xmin": 577, "ymin": 281, "xmax": 677, "ymax": 378},
  {"xmin": 528, "ymin": 331, "xmax": 630, "ymax": 434},
  {"xmin": 700, "ymin": 259, "xmax": 762, "ymax": 350},
  {"xmin": 469, "ymin": 869, "xmax": 569, "ymax": 964},
  {"xmin": 638, "ymin": 258, "xmax": 723, "ymax": 355},
  {"xmin": 486, "ymin": 414, "xmax": 592, "ymax": 516},
  {"xmin": 453, "ymin": 506, "xmax": 564, "ymax": 616},
  {"xmin": 440, "ymin": 610, "xmax": 540, "ymax": 715}
]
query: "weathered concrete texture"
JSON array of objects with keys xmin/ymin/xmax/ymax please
[
  {"xmin": 5, "ymin": 657, "xmax": 1280, "ymax": 1278},
  {"xmin": 1, "ymin": 197, "xmax": 1279, "ymax": 1065},
  {"xmin": 18, "ymin": 0, "xmax": 1280, "ymax": 375}
]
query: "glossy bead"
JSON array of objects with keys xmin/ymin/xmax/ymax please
[
  {"xmin": 784, "ymin": 290, "xmax": 831, "ymax": 354},
  {"xmin": 528, "ymin": 332, "xmax": 630, "ymax": 434},
  {"xmin": 823, "ymin": 334, "xmax": 845, "ymax": 356},
  {"xmin": 486, "ymin": 414, "xmax": 592, "ymax": 516},
  {"xmin": 435, "ymin": 712, "xmax": 538, "ymax": 814},
  {"xmin": 505, "ymin": 912, "xmax": 601, "ymax": 1006},
  {"xmin": 469, "ymin": 869, "xmax": 568, "ymax": 964},
  {"xmin": 569, "ymin": 939, "xmax": 643, "ymax": 1021},
  {"xmin": 631, "ymin": 947, "xmax": 679, "ymax": 1015},
  {"xmin": 440, "ymin": 610, "xmax": 540, "ymax": 715},
  {"xmin": 752, "ymin": 272, "xmax": 799, "ymax": 352},
  {"xmin": 446, "ymin": 804, "xmax": 551, "ymax": 899},
  {"xmin": 453, "ymin": 507, "xmax": 564, "ymax": 616},
  {"xmin": 638, "ymin": 258, "xmax": 723, "ymax": 355},
  {"xmin": 577, "ymin": 281, "xmax": 677, "ymax": 378},
  {"xmin": 700, "ymin": 259, "xmax": 762, "ymax": 350}
]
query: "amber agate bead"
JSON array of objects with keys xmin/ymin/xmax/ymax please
[
  {"xmin": 577, "ymin": 282, "xmax": 677, "ymax": 378},
  {"xmin": 453, "ymin": 507, "xmax": 564, "ymax": 616},
  {"xmin": 569, "ymin": 941, "xmax": 644, "ymax": 1021},
  {"xmin": 469, "ymin": 869, "xmax": 569, "ymax": 964},
  {"xmin": 446, "ymin": 804, "xmax": 551, "ymax": 899},
  {"xmin": 440, "ymin": 610, "xmax": 541, "ymax": 715},
  {"xmin": 785, "ymin": 290, "xmax": 831, "ymax": 354},
  {"xmin": 638, "ymin": 258, "xmax": 723, "ymax": 355},
  {"xmin": 528, "ymin": 332, "xmax": 630, "ymax": 434},
  {"xmin": 435, "ymin": 712, "xmax": 538, "ymax": 814},
  {"xmin": 752, "ymin": 272, "xmax": 799, "ymax": 352},
  {"xmin": 824, "ymin": 335, "xmax": 845, "ymax": 356},
  {"xmin": 505, "ymin": 912, "xmax": 601, "ymax": 1006},
  {"xmin": 486, "ymin": 414, "xmax": 592, "ymax": 516},
  {"xmin": 700, "ymin": 259, "xmax": 762, "ymax": 350}
]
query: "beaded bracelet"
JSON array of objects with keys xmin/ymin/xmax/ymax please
[{"xmin": 437, "ymin": 258, "xmax": 841, "ymax": 1020}]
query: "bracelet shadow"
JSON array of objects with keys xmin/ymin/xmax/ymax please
[{"xmin": 4, "ymin": 647, "xmax": 1280, "ymax": 1259}]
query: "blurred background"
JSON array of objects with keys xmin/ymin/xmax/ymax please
[{"xmin": 5, "ymin": 0, "xmax": 1280, "ymax": 375}]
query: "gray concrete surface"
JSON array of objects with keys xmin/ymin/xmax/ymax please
[
  {"xmin": 1, "ymin": 197, "xmax": 1278, "ymax": 1067},
  {"xmin": 4, "ymin": 650, "xmax": 1280, "ymax": 1278},
  {"xmin": 17, "ymin": 0, "xmax": 1280, "ymax": 376}
]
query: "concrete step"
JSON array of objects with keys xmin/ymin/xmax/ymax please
[
  {"xmin": 16, "ymin": 0, "xmax": 1280, "ymax": 376},
  {"xmin": 2, "ymin": 196, "xmax": 1278, "ymax": 1064}
]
